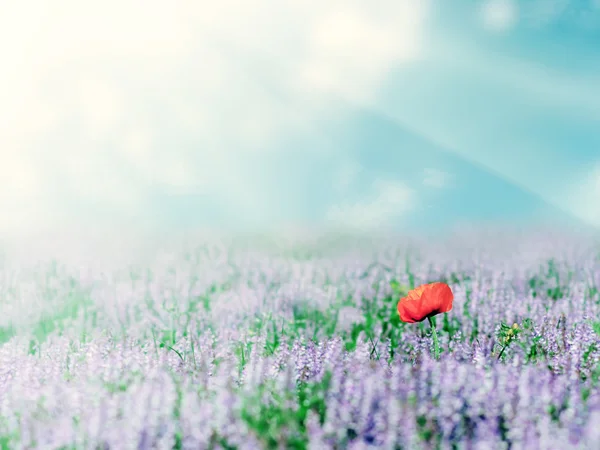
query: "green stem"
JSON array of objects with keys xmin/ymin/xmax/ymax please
[
  {"xmin": 497, "ymin": 344, "xmax": 507, "ymax": 361},
  {"xmin": 427, "ymin": 316, "xmax": 440, "ymax": 360}
]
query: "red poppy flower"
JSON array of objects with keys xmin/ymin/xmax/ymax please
[{"xmin": 397, "ymin": 282, "xmax": 453, "ymax": 323}]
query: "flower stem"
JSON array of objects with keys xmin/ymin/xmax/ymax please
[
  {"xmin": 427, "ymin": 316, "xmax": 440, "ymax": 360},
  {"xmin": 497, "ymin": 345, "xmax": 507, "ymax": 361}
]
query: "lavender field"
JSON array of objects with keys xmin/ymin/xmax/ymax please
[{"xmin": 1, "ymin": 230, "xmax": 600, "ymax": 449}]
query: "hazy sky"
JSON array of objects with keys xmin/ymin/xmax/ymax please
[{"xmin": 1, "ymin": 0, "xmax": 599, "ymax": 241}]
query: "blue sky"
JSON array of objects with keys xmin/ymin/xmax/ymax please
[{"xmin": 1, "ymin": 0, "xmax": 599, "ymax": 242}]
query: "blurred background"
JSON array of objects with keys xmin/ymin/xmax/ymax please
[{"xmin": 1, "ymin": 0, "xmax": 599, "ymax": 259}]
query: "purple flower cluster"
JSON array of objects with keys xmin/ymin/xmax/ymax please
[{"xmin": 0, "ymin": 231, "xmax": 599, "ymax": 449}]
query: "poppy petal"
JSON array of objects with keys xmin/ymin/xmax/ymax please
[
  {"xmin": 397, "ymin": 282, "xmax": 454, "ymax": 323},
  {"xmin": 398, "ymin": 298, "xmax": 427, "ymax": 323}
]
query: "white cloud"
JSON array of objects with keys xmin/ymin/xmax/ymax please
[
  {"xmin": 480, "ymin": 0, "xmax": 518, "ymax": 32},
  {"xmin": 562, "ymin": 165, "xmax": 600, "ymax": 228},
  {"xmin": 298, "ymin": 4, "xmax": 427, "ymax": 103},
  {"xmin": 326, "ymin": 180, "xmax": 414, "ymax": 230},
  {"xmin": 333, "ymin": 160, "xmax": 363, "ymax": 192},
  {"xmin": 77, "ymin": 79, "xmax": 125, "ymax": 138},
  {"xmin": 0, "ymin": 0, "xmax": 430, "ymax": 236},
  {"xmin": 423, "ymin": 168, "xmax": 453, "ymax": 188}
]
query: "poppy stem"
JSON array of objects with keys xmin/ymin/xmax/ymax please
[{"xmin": 427, "ymin": 316, "xmax": 440, "ymax": 360}]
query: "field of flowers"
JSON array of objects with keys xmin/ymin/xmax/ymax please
[{"xmin": 1, "ymin": 230, "xmax": 600, "ymax": 449}]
